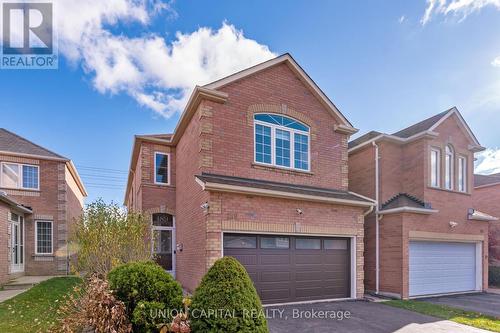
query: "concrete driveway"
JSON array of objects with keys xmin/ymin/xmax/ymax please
[
  {"xmin": 421, "ymin": 293, "xmax": 500, "ymax": 318},
  {"xmin": 266, "ymin": 300, "xmax": 491, "ymax": 333}
]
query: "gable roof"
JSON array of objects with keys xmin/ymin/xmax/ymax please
[
  {"xmin": 349, "ymin": 107, "xmax": 484, "ymax": 152},
  {"xmin": 474, "ymin": 173, "xmax": 500, "ymax": 188},
  {"xmin": 391, "ymin": 109, "xmax": 450, "ymax": 139},
  {"xmin": 0, "ymin": 128, "xmax": 67, "ymax": 160},
  {"xmin": 204, "ymin": 53, "xmax": 357, "ymax": 132},
  {"xmin": 0, "ymin": 128, "xmax": 87, "ymax": 197}
]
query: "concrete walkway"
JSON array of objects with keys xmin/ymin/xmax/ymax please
[{"xmin": 0, "ymin": 275, "xmax": 55, "ymax": 303}]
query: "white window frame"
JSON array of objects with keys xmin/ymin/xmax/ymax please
[
  {"xmin": 154, "ymin": 152, "xmax": 170, "ymax": 185},
  {"xmin": 458, "ymin": 155, "xmax": 467, "ymax": 193},
  {"xmin": 0, "ymin": 162, "xmax": 40, "ymax": 190},
  {"xmin": 253, "ymin": 114, "xmax": 311, "ymax": 172},
  {"xmin": 35, "ymin": 220, "xmax": 53, "ymax": 255},
  {"xmin": 430, "ymin": 148, "xmax": 441, "ymax": 188},
  {"xmin": 445, "ymin": 145, "xmax": 454, "ymax": 190}
]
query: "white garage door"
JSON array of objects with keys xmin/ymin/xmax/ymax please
[{"xmin": 409, "ymin": 241, "xmax": 477, "ymax": 297}]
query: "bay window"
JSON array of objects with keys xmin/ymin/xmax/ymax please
[{"xmin": 254, "ymin": 114, "xmax": 310, "ymax": 171}]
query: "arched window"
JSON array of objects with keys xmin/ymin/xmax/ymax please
[
  {"xmin": 254, "ymin": 114, "xmax": 310, "ymax": 171},
  {"xmin": 445, "ymin": 145, "xmax": 454, "ymax": 190}
]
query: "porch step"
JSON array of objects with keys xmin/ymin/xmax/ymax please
[
  {"xmin": 3, "ymin": 283, "xmax": 34, "ymax": 291},
  {"xmin": 3, "ymin": 276, "xmax": 54, "ymax": 291}
]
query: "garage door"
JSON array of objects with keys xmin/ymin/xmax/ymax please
[
  {"xmin": 223, "ymin": 234, "xmax": 351, "ymax": 304},
  {"xmin": 409, "ymin": 241, "xmax": 477, "ymax": 297}
]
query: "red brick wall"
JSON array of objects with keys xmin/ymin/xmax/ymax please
[
  {"xmin": 0, "ymin": 155, "xmax": 81, "ymax": 276},
  {"xmin": 349, "ymin": 114, "xmax": 488, "ymax": 298},
  {"xmin": 348, "ymin": 145, "xmax": 376, "ymax": 200},
  {"xmin": 175, "ymin": 104, "xmax": 210, "ymax": 292},
  {"xmin": 474, "ymin": 184, "xmax": 500, "ymax": 266},
  {"xmin": 208, "ymin": 63, "xmax": 349, "ymax": 190},
  {"xmin": 379, "ymin": 214, "xmax": 403, "ymax": 296},
  {"xmin": 207, "ymin": 191, "xmax": 366, "ymax": 298}
]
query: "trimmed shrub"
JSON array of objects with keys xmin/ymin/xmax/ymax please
[
  {"xmin": 190, "ymin": 257, "xmax": 268, "ymax": 333},
  {"xmin": 132, "ymin": 301, "xmax": 166, "ymax": 333},
  {"xmin": 490, "ymin": 266, "xmax": 500, "ymax": 287},
  {"xmin": 108, "ymin": 261, "xmax": 183, "ymax": 332}
]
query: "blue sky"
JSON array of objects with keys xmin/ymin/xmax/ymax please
[{"xmin": 2, "ymin": 0, "xmax": 500, "ymax": 204}]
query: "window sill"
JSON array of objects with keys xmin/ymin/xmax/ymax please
[
  {"xmin": 427, "ymin": 186, "xmax": 471, "ymax": 196},
  {"xmin": 251, "ymin": 163, "xmax": 314, "ymax": 176},
  {"xmin": 0, "ymin": 187, "xmax": 40, "ymax": 192},
  {"xmin": 143, "ymin": 183, "xmax": 175, "ymax": 189}
]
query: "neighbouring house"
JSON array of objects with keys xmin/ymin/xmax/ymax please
[
  {"xmin": 125, "ymin": 54, "xmax": 375, "ymax": 304},
  {"xmin": 348, "ymin": 108, "xmax": 497, "ymax": 299},
  {"xmin": 0, "ymin": 129, "xmax": 86, "ymax": 285},
  {"xmin": 473, "ymin": 173, "xmax": 500, "ymax": 267}
]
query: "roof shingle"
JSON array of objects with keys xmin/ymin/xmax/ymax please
[
  {"xmin": 196, "ymin": 173, "xmax": 374, "ymax": 205},
  {"xmin": 474, "ymin": 173, "xmax": 500, "ymax": 187},
  {"xmin": 0, "ymin": 128, "xmax": 67, "ymax": 160}
]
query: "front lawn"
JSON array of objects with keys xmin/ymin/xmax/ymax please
[
  {"xmin": 0, "ymin": 277, "xmax": 82, "ymax": 333},
  {"xmin": 385, "ymin": 300, "xmax": 500, "ymax": 332}
]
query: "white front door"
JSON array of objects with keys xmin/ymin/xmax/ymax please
[
  {"xmin": 9, "ymin": 213, "xmax": 24, "ymax": 273},
  {"xmin": 409, "ymin": 241, "xmax": 478, "ymax": 297},
  {"xmin": 151, "ymin": 213, "xmax": 175, "ymax": 277}
]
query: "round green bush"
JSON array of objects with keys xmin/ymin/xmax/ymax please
[
  {"xmin": 190, "ymin": 256, "xmax": 268, "ymax": 333},
  {"xmin": 132, "ymin": 301, "xmax": 167, "ymax": 333},
  {"xmin": 108, "ymin": 261, "xmax": 183, "ymax": 332}
]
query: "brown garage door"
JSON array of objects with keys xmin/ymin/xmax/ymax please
[{"xmin": 223, "ymin": 234, "xmax": 351, "ymax": 304}]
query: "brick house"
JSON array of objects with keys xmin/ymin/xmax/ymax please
[
  {"xmin": 473, "ymin": 173, "xmax": 500, "ymax": 266},
  {"xmin": 125, "ymin": 54, "xmax": 375, "ymax": 304},
  {"xmin": 0, "ymin": 129, "xmax": 86, "ymax": 285},
  {"xmin": 348, "ymin": 108, "xmax": 496, "ymax": 299}
]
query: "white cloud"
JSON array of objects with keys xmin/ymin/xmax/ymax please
[
  {"xmin": 492, "ymin": 56, "xmax": 500, "ymax": 67},
  {"xmin": 53, "ymin": 0, "xmax": 275, "ymax": 118},
  {"xmin": 421, "ymin": 0, "xmax": 500, "ymax": 25},
  {"xmin": 475, "ymin": 148, "xmax": 500, "ymax": 174}
]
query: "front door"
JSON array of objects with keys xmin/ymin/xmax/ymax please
[
  {"xmin": 9, "ymin": 212, "xmax": 24, "ymax": 273},
  {"xmin": 152, "ymin": 213, "xmax": 175, "ymax": 276}
]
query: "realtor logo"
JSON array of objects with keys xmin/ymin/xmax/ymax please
[{"xmin": 1, "ymin": 1, "xmax": 57, "ymax": 69}]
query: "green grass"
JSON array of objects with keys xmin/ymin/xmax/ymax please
[
  {"xmin": 385, "ymin": 300, "xmax": 500, "ymax": 332},
  {"xmin": 0, "ymin": 277, "xmax": 82, "ymax": 333}
]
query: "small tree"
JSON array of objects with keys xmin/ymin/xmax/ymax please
[{"xmin": 70, "ymin": 199, "xmax": 151, "ymax": 276}]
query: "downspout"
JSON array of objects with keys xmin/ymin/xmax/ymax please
[{"xmin": 372, "ymin": 141, "xmax": 380, "ymax": 295}]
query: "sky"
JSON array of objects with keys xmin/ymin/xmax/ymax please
[{"xmin": 2, "ymin": 0, "xmax": 500, "ymax": 204}]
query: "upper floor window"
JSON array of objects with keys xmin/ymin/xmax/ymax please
[
  {"xmin": 254, "ymin": 114, "xmax": 310, "ymax": 171},
  {"xmin": 154, "ymin": 152, "xmax": 170, "ymax": 185},
  {"xmin": 458, "ymin": 156, "xmax": 467, "ymax": 192},
  {"xmin": 445, "ymin": 145, "xmax": 454, "ymax": 190},
  {"xmin": 0, "ymin": 162, "xmax": 39, "ymax": 190},
  {"xmin": 430, "ymin": 148, "xmax": 440, "ymax": 188}
]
